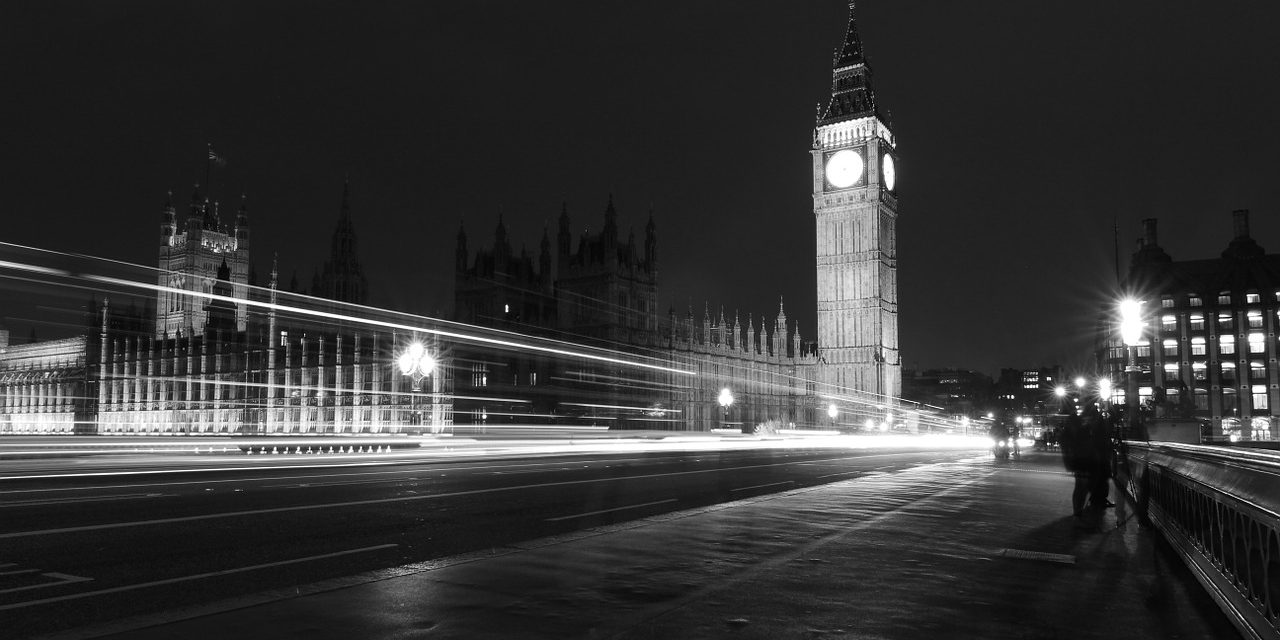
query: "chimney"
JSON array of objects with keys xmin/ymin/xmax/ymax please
[
  {"xmin": 1141, "ymin": 218, "xmax": 1158, "ymax": 247},
  {"xmin": 1233, "ymin": 209, "xmax": 1250, "ymax": 240}
]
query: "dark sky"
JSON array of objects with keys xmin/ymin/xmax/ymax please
[{"xmin": 4, "ymin": 1, "xmax": 1280, "ymax": 377}]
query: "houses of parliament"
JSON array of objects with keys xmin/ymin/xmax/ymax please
[{"xmin": 0, "ymin": 2, "xmax": 903, "ymax": 435}]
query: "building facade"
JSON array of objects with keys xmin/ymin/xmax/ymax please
[
  {"xmin": 1102, "ymin": 211, "xmax": 1280, "ymax": 440},
  {"xmin": 811, "ymin": 2, "xmax": 901, "ymax": 401},
  {"xmin": 156, "ymin": 187, "xmax": 251, "ymax": 338},
  {"xmin": 0, "ymin": 173, "xmax": 450, "ymax": 436}
]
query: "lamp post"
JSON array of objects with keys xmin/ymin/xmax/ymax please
[
  {"xmin": 1120, "ymin": 299, "xmax": 1144, "ymax": 439},
  {"xmin": 397, "ymin": 341, "xmax": 437, "ymax": 434},
  {"xmin": 827, "ymin": 403, "xmax": 839, "ymax": 430},
  {"xmin": 718, "ymin": 387, "xmax": 735, "ymax": 431}
]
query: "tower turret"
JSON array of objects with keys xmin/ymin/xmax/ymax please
[
  {"xmin": 644, "ymin": 209, "xmax": 657, "ymax": 274},
  {"xmin": 234, "ymin": 193, "xmax": 250, "ymax": 250},
  {"xmin": 160, "ymin": 190, "xmax": 176, "ymax": 243},
  {"xmin": 456, "ymin": 223, "xmax": 469, "ymax": 272}
]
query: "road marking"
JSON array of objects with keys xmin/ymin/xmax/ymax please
[
  {"xmin": 0, "ymin": 571, "xmax": 92, "ymax": 595},
  {"xmin": 1000, "ymin": 548, "xmax": 1076, "ymax": 564},
  {"xmin": 816, "ymin": 470, "xmax": 863, "ymax": 479},
  {"xmin": 0, "ymin": 453, "xmax": 966, "ymax": 540},
  {"xmin": 0, "ymin": 493, "xmax": 167, "ymax": 508},
  {"xmin": 730, "ymin": 481, "xmax": 795, "ymax": 493},
  {"xmin": 0, "ymin": 544, "xmax": 397, "ymax": 611},
  {"xmin": 545, "ymin": 498, "xmax": 678, "ymax": 522}
]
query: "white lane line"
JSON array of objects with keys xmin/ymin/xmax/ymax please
[
  {"xmin": 0, "ymin": 571, "xmax": 92, "ymax": 595},
  {"xmin": 0, "ymin": 568, "xmax": 41, "ymax": 576},
  {"xmin": 0, "ymin": 455, "xmax": 684, "ymax": 493},
  {"xmin": 730, "ymin": 481, "xmax": 795, "ymax": 493},
  {"xmin": 545, "ymin": 499, "xmax": 677, "ymax": 522},
  {"xmin": 0, "ymin": 459, "xmax": 820, "ymax": 540},
  {"xmin": 0, "ymin": 544, "xmax": 397, "ymax": 611},
  {"xmin": 816, "ymin": 470, "xmax": 863, "ymax": 479},
  {"xmin": 0, "ymin": 493, "xmax": 167, "ymax": 508}
]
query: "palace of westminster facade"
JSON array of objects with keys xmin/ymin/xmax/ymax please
[{"xmin": 0, "ymin": 4, "xmax": 904, "ymax": 435}]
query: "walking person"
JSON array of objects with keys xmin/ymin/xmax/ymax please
[
  {"xmin": 1081, "ymin": 403, "xmax": 1114, "ymax": 510},
  {"xmin": 1058, "ymin": 401, "xmax": 1095, "ymax": 519}
]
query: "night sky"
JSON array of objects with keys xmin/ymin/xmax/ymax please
[{"xmin": 4, "ymin": 1, "xmax": 1280, "ymax": 377}]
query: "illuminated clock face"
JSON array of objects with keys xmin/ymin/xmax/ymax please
[
  {"xmin": 825, "ymin": 149, "xmax": 864, "ymax": 188},
  {"xmin": 882, "ymin": 153, "xmax": 896, "ymax": 191}
]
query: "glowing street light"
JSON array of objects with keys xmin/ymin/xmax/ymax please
[
  {"xmin": 1074, "ymin": 376, "xmax": 1087, "ymax": 390},
  {"xmin": 1054, "ymin": 385, "xmax": 1066, "ymax": 399},
  {"xmin": 1098, "ymin": 378, "xmax": 1112, "ymax": 401},
  {"xmin": 397, "ymin": 340, "xmax": 437, "ymax": 433},
  {"xmin": 1119, "ymin": 298, "xmax": 1145, "ymax": 436},
  {"xmin": 397, "ymin": 341, "xmax": 437, "ymax": 391}
]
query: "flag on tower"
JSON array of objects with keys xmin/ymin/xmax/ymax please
[{"xmin": 208, "ymin": 145, "xmax": 226, "ymax": 167}]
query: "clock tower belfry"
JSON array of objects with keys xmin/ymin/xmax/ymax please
[{"xmin": 812, "ymin": 1, "xmax": 900, "ymax": 400}]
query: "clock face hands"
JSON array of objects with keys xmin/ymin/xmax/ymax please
[
  {"xmin": 882, "ymin": 153, "xmax": 896, "ymax": 191},
  {"xmin": 825, "ymin": 149, "xmax": 863, "ymax": 188}
]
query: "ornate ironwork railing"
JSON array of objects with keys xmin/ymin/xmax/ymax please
[{"xmin": 1123, "ymin": 441, "xmax": 1280, "ymax": 640}]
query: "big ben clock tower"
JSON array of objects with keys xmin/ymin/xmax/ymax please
[{"xmin": 812, "ymin": 1, "xmax": 900, "ymax": 400}]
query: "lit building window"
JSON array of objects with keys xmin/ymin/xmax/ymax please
[
  {"xmin": 471, "ymin": 363, "xmax": 488, "ymax": 387},
  {"xmin": 1223, "ymin": 387, "xmax": 1239, "ymax": 413},
  {"xmin": 1162, "ymin": 339, "xmax": 1178, "ymax": 357},
  {"xmin": 1191, "ymin": 337, "xmax": 1206, "ymax": 356},
  {"xmin": 1222, "ymin": 362, "xmax": 1237, "ymax": 383},
  {"xmin": 1161, "ymin": 297, "xmax": 1175, "ymax": 308},
  {"xmin": 1189, "ymin": 296, "xmax": 1203, "ymax": 307},
  {"xmin": 1253, "ymin": 385, "xmax": 1269, "ymax": 411},
  {"xmin": 1218, "ymin": 292, "xmax": 1232, "ymax": 305},
  {"xmin": 1194, "ymin": 388, "xmax": 1209, "ymax": 410},
  {"xmin": 1192, "ymin": 362, "xmax": 1207, "ymax": 381},
  {"xmin": 1247, "ymin": 293, "xmax": 1261, "ymax": 304},
  {"xmin": 1190, "ymin": 314, "xmax": 1205, "ymax": 331},
  {"xmin": 1220, "ymin": 334, "xmax": 1236, "ymax": 355},
  {"xmin": 1161, "ymin": 315, "xmax": 1177, "ymax": 332},
  {"xmin": 1249, "ymin": 310, "xmax": 1264, "ymax": 328},
  {"xmin": 1163, "ymin": 362, "xmax": 1180, "ymax": 381},
  {"xmin": 1218, "ymin": 313, "xmax": 1234, "ymax": 330},
  {"xmin": 279, "ymin": 330, "xmax": 288, "ymax": 347},
  {"xmin": 1250, "ymin": 332, "xmax": 1266, "ymax": 353},
  {"xmin": 1252, "ymin": 361, "xmax": 1267, "ymax": 379}
]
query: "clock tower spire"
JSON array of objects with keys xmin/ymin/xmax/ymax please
[{"xmin": 812, "ymin": 0, "xmax": 900, "ymax": 401}]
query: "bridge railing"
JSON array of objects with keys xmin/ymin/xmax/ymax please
[{"xmin": 1123, "ymin": 441, "xmax": 1280, "ymax": 640}]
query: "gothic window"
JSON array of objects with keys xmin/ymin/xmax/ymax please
[
  {"xmin": 1218, "ymin": 313, "xmax": 1234, "ymax": 330},
  {"xmin": 1190, "ymin": 314, "xmax": 1205, "ymax": 331},
  {"xmin": 1249, "ymin": 310, "xmax": 1264, "ymax": 328},
  {"xmin": 1162, "ymin": 339, "xmax": 1178, "ymax": 357},
  {"xmin": 1161, "ymin": 297, "xmax": 1174, "ymax": 308},
  {"xmin": 1221, "ymin": 362, "xmax": 1237, "ymax": 383},
  {"xmin": 1218, "ymin": 292, "xmax": 1232, "ymax": 305},
  {"xmin": 1192, "ymin": 362, "xmax": 1207, "ymax": 381},
  {"xmin": 1163, "ymin": 363, "xmax": 1180, "ymax": 382},
  {"xmin": 1189, "ymin": 296, "xmax": 1203, "ymax": 307},
  {"xmin": 1252, "ymin": 361, "xmax": 1267, "ymax": 379},
  {"xmin": 1161, "ymin": 315, "xmax": 1177, "ymax": 332},
  {"xmin": 1247, "ymin": 292, "xmax": 1261, "ymax": 304}
]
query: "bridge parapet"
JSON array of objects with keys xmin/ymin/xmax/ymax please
[{"xmin": 1126, "ymin": 441, "xmax": 1280, "ymax": 640}]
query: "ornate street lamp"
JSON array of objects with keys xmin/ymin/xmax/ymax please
[
  {"xmin": 718, "ymin": 387, "xmax": 734, "ymax": 430},
  {"xmin": 397, "ymin": 341, "xmax": 437, "ymax": 431},
  {"xmin": 1120, "ymin": 299, "xmax": 1144, "ymax": 437}
]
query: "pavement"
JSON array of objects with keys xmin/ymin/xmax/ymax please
[{"xmin": 53, "ymin": 449, "xmax": 1237, "ymax": 640}]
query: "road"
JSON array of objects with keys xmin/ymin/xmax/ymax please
[{"xmin": 0, "ymin": 441, "xmax": 981, "ymax": 638}]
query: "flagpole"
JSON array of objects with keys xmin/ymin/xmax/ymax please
[{"xmin": 205, "ymin": 143, "xmax": 214, "ymax": 206}]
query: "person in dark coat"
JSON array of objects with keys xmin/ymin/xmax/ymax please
[
  {"xmin": 1058, "ymin": 404, "xmax": 1093, "ymax": 518},
  {"xmin": 1081, "ymin": 403, "xmax": 1114, "ymax": 510}
]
